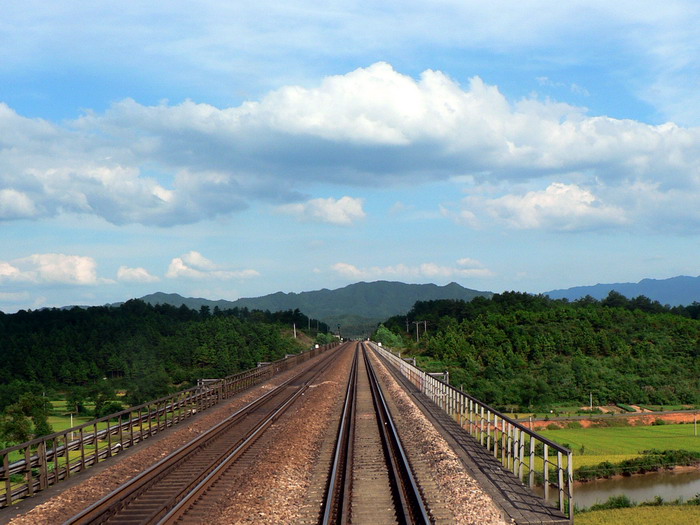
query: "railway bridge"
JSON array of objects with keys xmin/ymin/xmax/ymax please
[{"xmin": 1, "ymin": 341, "xmax": 572, "ymax": 524}]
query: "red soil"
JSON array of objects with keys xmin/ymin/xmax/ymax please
[{"xmin": 530, "ymin": 411, "xmax": 698, "ymax": 430}]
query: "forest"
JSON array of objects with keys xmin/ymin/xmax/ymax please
[
  {"xmin": 378, "ymin": 291, "xmax": 700, "ymax": 410},
  {"xmin": 0, "ymin": 300, "xmax": 330, "ymax": 444}
]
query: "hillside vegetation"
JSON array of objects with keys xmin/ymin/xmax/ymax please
[
  {"xmin": 0, "ymin": 300, "xmax": 323, "ymax": 422},
  {"xmin": 381, "ymin": 291, "xmax": 700, "ymax": 409}
]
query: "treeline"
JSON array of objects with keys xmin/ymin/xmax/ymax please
[
  {"xmin": 0, "ymin": 300, "xmax": 328, "ymax": 413},
  {"xmin": 380, "ymin": 291, "xmax": 700, "ymax": 409}
]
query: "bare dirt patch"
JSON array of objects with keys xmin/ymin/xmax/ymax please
[{"xmin": 531, "ymin": 411, "xmax": 698, "ymax": 430}]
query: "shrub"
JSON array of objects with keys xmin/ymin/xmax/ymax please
[
  {"xmin": 588, "ymin": 495, "xmax": 633, "ymax": 511},
  {"xmin": 95, "ymin": 400, "xmax": 124, "ymax": 419}
]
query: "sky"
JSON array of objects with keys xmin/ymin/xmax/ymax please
[{"xmin": 3, "ymin": 1, "xmax": 700, "ymax": 312}]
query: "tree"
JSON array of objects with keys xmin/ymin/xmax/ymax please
[
  {"xmin": 374, "ymin": 324, "xmax": 403, "ymax": 348},
  {"xmin": 0, "ymin": 392, "xmax": 53, "ymax": 443},
  {"xmin": 602, "ymin": 290, "xmax": 629, "ymax": 308},
  {"xmin": 0, "ymin": 404, "xmax": 32, "ymax": 443},
  {"xmin": 66, "ymin": 387, "xmax": 89, "ymax": 415}
]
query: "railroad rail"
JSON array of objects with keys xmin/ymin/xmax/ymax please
[
  {"xmin": 321, "ymin": 342, "xmax": 430, "ymax": 524},
  {"xmin": 63, "ymin": 342, "xmax": 348, "ymax": 524},
  {"xmin": 370, "ymin": 342, "xmax": 573, "ymax": 522},
  {"xmin": 0, "ymin": 342, "xmax": 338, "ymax": 509}
]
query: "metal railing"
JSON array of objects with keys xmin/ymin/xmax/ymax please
[
  {"xmin": 0, "ymin": 342, "xmax": 338, "ymax": 508},
  {"xmin": 369, "ymin": 342, "xmax": 573, "ymax": 519}
]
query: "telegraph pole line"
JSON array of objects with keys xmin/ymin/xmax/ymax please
[{"xmin": 412, "ymin": 320, "xmax": 428, "ymax": 342}]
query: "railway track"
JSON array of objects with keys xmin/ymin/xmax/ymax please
[
  {"xmin": 321, "ymin": 342, "xmax": 430, "ymax": 525},
  {"xmin": 64, "ymin": 342, "xmax": 350, "ymax": 525}
]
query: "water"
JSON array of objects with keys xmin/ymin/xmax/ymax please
[{"xmin": 571, "ymin": 469, "xmax": 700, "ymax": 509}]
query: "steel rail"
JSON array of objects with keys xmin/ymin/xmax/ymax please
[
  {"xmin": 321, "ymin": 345, "xmax": 358, "ymax": 525},
  {"xmin": 362, "ymin": 343, "xmax": 431, "ymax": 525},
  {"xmin": 157, "ymin": 364, "xmax": 324, "ymax": 524},
  {"xmin": 63, "ymin": 344, "xmax": 345, "ymax": 525}
]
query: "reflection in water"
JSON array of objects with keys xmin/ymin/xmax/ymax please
[{"xmin": 569, "ymin": 469, "xmax": 700, "ymax": 509}]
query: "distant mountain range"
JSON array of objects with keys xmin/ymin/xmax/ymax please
[
  {"xmin": 134, "ymin": 281, "xmax": 492, "ymax": 337},
  {"xmin": 544, "ymin": 275, "xmax": 700, "ymax": 306},
  {"xmin": 113, "ymin": 275, "xmax": 700, "ymax": 337}
]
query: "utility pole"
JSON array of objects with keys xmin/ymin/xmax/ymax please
[
  {"xmin": 293, "ymin": 323, "xmax": 296, "ymax": 338},
  {"xmin": 412, "ymin": 320, "xmax": 428, "ymax": 343}
]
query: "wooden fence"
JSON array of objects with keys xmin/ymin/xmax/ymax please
[
  {"xmin": 0, "ymin": 342, "xmax": 338, "ymax": 508},
  {"xmin": 370, "ymin": 342, "xmax": 574, "ymax": 519}
]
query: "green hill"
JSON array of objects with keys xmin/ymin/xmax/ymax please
[{"xmin": 137, "ymin": 281, "xmax": 492, "ymax": 337}]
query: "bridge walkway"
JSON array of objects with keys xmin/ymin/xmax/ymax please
[{"xmin": 382, "ymin": 359, "xmax": 571, "ymax": 524}]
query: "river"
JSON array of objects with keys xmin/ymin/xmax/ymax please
[{"xmin": 567, "ymin": 469, "xmax": 700, "ymax": 509}]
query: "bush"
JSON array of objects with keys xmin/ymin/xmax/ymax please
[
  {"xmin": 95, "ymin": 400, "xmax": 124, "ymax": 419},
  {"xmin": 686, "ymin": 494, "xmax": 700, "ymax": 505},
  {"xmin": 588, "ymin": 495, "xmax": 633, "ymax": 511}
]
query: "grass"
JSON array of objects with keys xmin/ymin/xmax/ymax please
[
  {"xmin": 47, "ymin": 414, "xmax": 105, "ymax": 433},
  {"xmin": 640, "ymin": 405, "xmax": 698, "ymax": 412},
  {"xmin": 538, "ymin": 423, "xmax": 700, "ymax": 456},
  {"xmin": 574, "ymin": 454, "xmax": 643, "ymax": 469},
  {"xmin": 576, "ymin": 505, "xmax": 700, "ymax": 524}
]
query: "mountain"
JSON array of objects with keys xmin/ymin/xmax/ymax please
[
  {"xmin": 136, "ymin": 281, "xmax": 492, "ymax": 337},
  {"xmin": 544, "ymin": 275, "xmax": 700, "ymax": 306}
]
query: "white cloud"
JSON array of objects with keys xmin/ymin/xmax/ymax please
[
  {"xmin": 166, "ymin": 251, "xmax": 260, "ymax": 280},
  {"xmin": 331, "ymin": 259, "xmax": 494, "ymax": 280},
  {"xmin": 0, "ymin": 189, "xmax": 38, "ymax": 219},
  {"xmin": 2, "ymin": 63, "xmax": 700, "ymax": 230},
  {"xmin": 117, "ymin": 266, "xmax": 160, "ymax": 283},
  {"xmin": 0, "ymin": 254, "xmax": 108, "ymax": 285},
  {"xmin": 460, "ymin": 183, "xmax": 628, "ymax": 231},
  {"xmin": 277, "ymin": 196, "xmax": 366, "ymax": 225},
  {"xmin": 0, "ymin": 291, "xmax": 31, "ymax": 301}
]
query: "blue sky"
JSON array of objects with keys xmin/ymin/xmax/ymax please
[{"xmin": 3, "ymin": 1, "xmax": 700, "ymax": 312}]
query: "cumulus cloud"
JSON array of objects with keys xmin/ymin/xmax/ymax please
[
  {"xmin": 166, "ymin": 251, "xmax": 260, "ymax": 280},
  {"xmin": 276, "ymin": 196, "xmax": 366, "ymax": 225},
  {"xmin": 2, "ymin": 63, "xmax": 700, "ymax": 230},
  {"xmin": 331, "ymin": 259, "xmax": 494, "ymax": 280},
  {"xmin": 0, "ymin": 254, "xmax": 108, "ymax": 284},
  {"xmin": 117, "ymin": 266, "xmax": 160, "ymax": 283},
  {"xmin": 459, "ymin": 182, "xmax": 628, "ymax": 231}
]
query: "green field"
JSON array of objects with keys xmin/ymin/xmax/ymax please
[
  {"xmin": 539, "ymin": 423, "xmax": 700, "ymax": 457},
  {"xmin": 576, "ymin": 505, "xmax": 700, "ymax": 525}
]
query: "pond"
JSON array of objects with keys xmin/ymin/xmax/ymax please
[{"xmin": 568, "ymin": 468, "xmax": 700, "ymax": 509}]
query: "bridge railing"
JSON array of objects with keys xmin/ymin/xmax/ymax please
[
  {"xmin": 369, "ymin": 342, "xmax": 573, "ymax": 519},
  {"xmin": 0, "ymin": 342, "xmax": 338, "ymax": 508}
]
